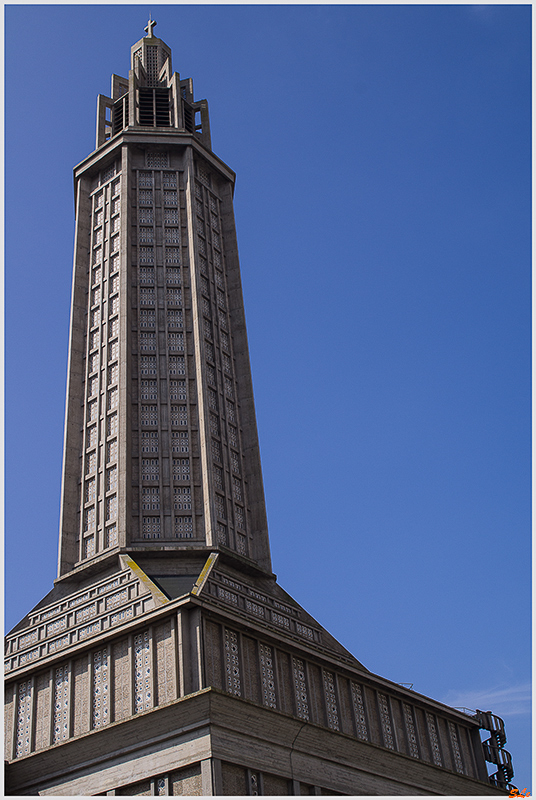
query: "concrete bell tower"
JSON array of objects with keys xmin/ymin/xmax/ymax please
[
  {"xmin": 58, "ymin": 18, "xmax": 270, "ymax": 583},
  {"xmin": 5, "ymin": 21, "xmax": 513, "ymax": 796}
]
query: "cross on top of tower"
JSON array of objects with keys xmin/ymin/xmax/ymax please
[{"xmin": 144, "ymin": 16, "xmax": 157, "ymax": 37}]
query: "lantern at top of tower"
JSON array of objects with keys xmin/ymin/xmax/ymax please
[
  {"xmin": 97, "ymin": 20, "xmax": 210, "ymax": 149},
  {"xmin": 130, "ymin": 18, "xmax": 172, "ymax": 87}
]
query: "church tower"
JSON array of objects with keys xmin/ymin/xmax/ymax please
[
  {"xmin": 5, "ymin": 22, "xmax": 513, "ymax": 796},
  {"xmin": 58, "ymin": 19, "xmax": 270, "ymax": 577}
]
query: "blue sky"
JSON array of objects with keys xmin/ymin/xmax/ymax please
[{"xmin": 5, "ymin": 3, "xmax": 531, "ymax": 788}]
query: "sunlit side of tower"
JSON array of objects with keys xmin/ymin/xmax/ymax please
[{"xmin": 5, "ymin": 23, "xmax": 513, "ymax": 797}]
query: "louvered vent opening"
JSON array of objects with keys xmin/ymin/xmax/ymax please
[
  {"xmin": 155, "ymin": 89, "xmax": 170, "ymax": 126},
  {"xmin": 139, "ymin": 88, "xmax": 155, "ymax": 126},
  {"xmin": 112, "ymin": 95, "xmax": 129, "ymax": 136},
  {"xmin": 183, "ymin": 102, "xmax": 194, "ymax": 133},
  {"xmin": 138, "ymin": 88, "xmax": 171, "ymax": 127}
]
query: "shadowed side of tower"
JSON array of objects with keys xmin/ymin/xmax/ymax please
[{"xmin": 5, "ymin": 22, "xmax": 512, "ymax": 796}]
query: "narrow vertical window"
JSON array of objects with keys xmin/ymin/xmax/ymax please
[
  {"xmin": 378, "ymin": 693, "xmax": 395, "ymax": 750},
  {"xmin": 323, "ymin": 671, "xmax": 340, "ymax": 731},
  {"xmin": 92, "ymin": 649, "xmax": 109, "ymax": 728},
  {"xmin": 351, "ymin": 683, "xmax": 368, "ymax": 740},
  {"xmin": 259, "ymin": 644, "xmax": 277, "ymax": 709},
  {"xmin": 15, "ymin": 680, "xmax": 33, "ymax": 757},
  {"xmin": 52, "ymin": 665, "xmax": 70, "ymax": 743},
  {"xmin": 224, "ymin": 629, "xmax": 241, "ymax": 696},
  {"xmin": 133, "ymin": 632, "xmax": 152, "ymax": 711},
  {"xmin": 292, "ymin": 658, "xmax": 310, "ymax": 721}
]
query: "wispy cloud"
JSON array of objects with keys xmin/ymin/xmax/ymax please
[
  {"xmin": 467, "ymin": 5, "xmax": 503, "ymax": 24},
  {"xmin": 442, "ymin": 683, "xmax": 531, "ymax": 718}
]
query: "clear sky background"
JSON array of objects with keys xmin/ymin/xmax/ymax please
[{"xmin": 5, "ymin": 3, "xmax": 531, "ymax": 789}]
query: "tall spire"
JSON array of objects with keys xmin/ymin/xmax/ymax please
[{"xmin": 60, "ymin": 31, "xmax": 268, "ymax": 576}]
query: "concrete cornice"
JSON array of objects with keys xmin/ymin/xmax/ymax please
[{"xmin": 73, "ymin": 130, "xmax": 236, "ymax": 185}]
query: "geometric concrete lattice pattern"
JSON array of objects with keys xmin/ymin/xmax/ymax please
[{"xmin": 5, "ymin": 21, "xmax": 512, "ymax": 796}]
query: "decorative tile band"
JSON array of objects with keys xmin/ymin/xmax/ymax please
[
  {"xmin": 49, "ymin": 635, "xmax": 70, "ymax": 652},
  {"xmin": 6, "ymin": 570, "xmax": 134, "ymax": 667},
  {"xmin": 295, "ymin": 622, "xmax": 314, "ymax": 640},
  {"xmin": 19, "ymin": 648, "xmax": 39, "ymax": 664},
  {"xmin": 110, "ymin": 607, "xmax": 133, "ymax": 625},
  {"xmin": 69, "ymin": 592, "xmax": 91, "ymax": 609},
  {"xmin": 273, "ymin": 601, "xmax": 293, "ymax": 614},
  {"xmin": 18, "ymin": 631, "xmax": 38, "ymax": 649},
  {"xmin": 106, "ymin": 589, "xmax": 128, "ymax": 609},
  {"xmin": 76, "ymin": 604, "xmax": 97, "ymax": 623},
  {"xmin": 79, "ymin": 621, "xmax": 101, "ymax": 640},
  {"xmin": 245, "ymin": 599, "xmax": 264, "ymax": 618},
  {"xmin": 47, "ymin": 617, "xmax": 67, "ymax": 636},
  {"xmin": 207, "ymin": 576, "xmax": 319, "ymax": 642},
  {"xmin": 271, "ymin": 611, "xmax": 290, "ymax": 629},
  {"xmin": 98, "ymin": 578, "xmax": 120, "ymax": 594},
  {"xmin": 218, "ymin": 587, "xmax": 238, "ymax": 605}
]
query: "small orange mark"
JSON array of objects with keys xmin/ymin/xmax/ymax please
[{"xmin": 509, "ymin": 789, "xmax": 531, "ymax": 798}]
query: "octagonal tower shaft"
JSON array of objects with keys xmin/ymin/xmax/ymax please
[{"xmin": 58, "ymin": 29, "xmax": 272, "ymax": 578}]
